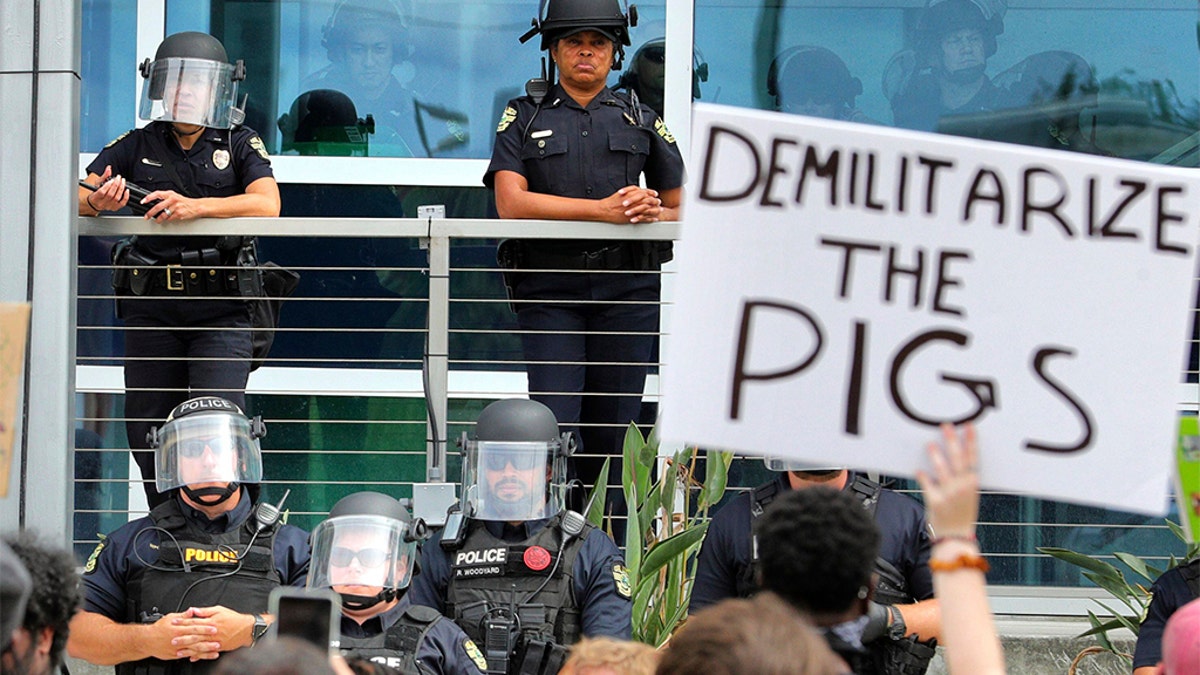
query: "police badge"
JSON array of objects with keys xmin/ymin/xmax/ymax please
[{"xmin": 212, "ymin": 148, "xmax": 231, "ymax": 170}]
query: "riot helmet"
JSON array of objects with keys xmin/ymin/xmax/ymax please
[
  {"xmin": 768, "ymin": 46, "xmax": 863, "ymax": 119},
  {"xmin": 521, "ymin": 0, "xmax": 637, "ymax": 69},
  {"xmin": 321, "ymin": 0, "xmax": 412, "ymax": 65},
  {"xmin": 149, "ymin": 396, "xmax": 264, "ymax": 503},
  {"xmin": 138, "ymin": 32, "xmax": 246, "ymax": 129},
  {"xmin": 459, "ymin": 399, "xmax": 573, "ymax": 522},
  {"xmin": 308, "ymin": 492, "xmax": 427, "ymax": 611},
  {"xmin": 277, "ymin": 89, "xmax": 375, "ymax": 156},
  {"xmin": 916, "ymin": 0, "xmax": 1005, "ymax": 73},
  {"xmin": 616, "ymin": 37, "xmax": 709, "ymax": 115}
]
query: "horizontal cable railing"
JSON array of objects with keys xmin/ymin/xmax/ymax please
[{"xmin": 74, "ymin": 215, "xmax": 1198, "ymax": 594}]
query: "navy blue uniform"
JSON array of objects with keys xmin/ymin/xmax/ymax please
[
  {"xmin": 689, "ymin": 472, "xmax": 934, "ymax": 611},
  {"xmin": 339, "ymin": 597, "xmax": 486, "ymax": 675},
  {"xmin": 408, "ymin": 518, "xmax": 633, "ymax": 640},
  {"xmin": 484, "ymin": 84, "xmax": 685, "ymax": 507},
  {"xmin": 80, "ymin": 490, "xmax": 309, "ymax": 621},
  {"xmin": 1133, "ymin": 558, "xmax": 1199, "ymax": 669},
  {"xmin": 87, "ymin": 121, "xmax": 274, "ymax": 508}
]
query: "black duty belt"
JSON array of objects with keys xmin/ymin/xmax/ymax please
[
  {"xmin": 113, "ymin": 244, "xmax": 260, "ymax": 297},
  {"xmin": 521, "ymin": 243, "xmax": 634, "ymax": 271}
]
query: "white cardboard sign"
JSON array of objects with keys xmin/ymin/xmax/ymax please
[{"xmin": 660, "ymin": 103, "xmax": 1200, "ymax": 515}]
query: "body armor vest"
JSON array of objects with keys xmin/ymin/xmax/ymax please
[
  {"xmin": 118, "ymin": 498, "xmax": 281, "ymax": 675},
  {"xmin": 338, "ymin": 604, "xmax": 440, "ymax": 675},
  {"xmin": 739, "ymin": 475, "xmax": 935, "ymax": 675},
  {"xmin": 445, "ymin": 514, "xmax": 589, "ymax": 649}
]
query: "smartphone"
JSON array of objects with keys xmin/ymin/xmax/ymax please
[{"xmin": 267, "ymin": 587, "xmax": 341, "ymax": 652}]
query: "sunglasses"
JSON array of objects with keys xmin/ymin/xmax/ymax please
[
  {"xmin": 329, "ymin": 546, "xmax": 389, "ymax": 568},
  {"xmin": 483, "ymin": 453, "xmax": 542, "ymax": 471},
  {"xmin": 178, "ymin": 437, "xmax": 235, "ymax": 459}
]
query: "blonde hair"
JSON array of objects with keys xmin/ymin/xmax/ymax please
[{"xmin": 559, "ymin": 636, "xmax": 661, "ymax": 675}]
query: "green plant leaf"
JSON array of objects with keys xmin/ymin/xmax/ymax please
[
  {"xmin": 641, "ymin": 526, "xmax": 709, "ymax": 578},
  {"xmin": 1079, "ymin": 616, "xmax": 1125, "ymax": 637},
  {"xmin": 1113, "ymin": 552, "xmax": 1158, "ymax": 584},
  {"xmin": 1040, "ymin": 547, "xmax": 1124, "ymax": 579},
  {"xmin": 623, "ymin": 423, "xmax": 647, "ymax": 504},
  {"xmin": 583, "ymin": 456, "xmax": 611, "ymax": 528},
  {"xmin": 700, "ymin": 450, "xmax": 730, "ymax": 508}
]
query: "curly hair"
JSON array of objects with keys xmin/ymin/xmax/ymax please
[
  {"xmin": 753, "ymin": 487, "xmax": 880, "ymax": 615},
  {"xmin": 657, "ymin": 593, "xmax": 846, "ymax": 675},
  {"xmin": 3, "ymin": 531, "xmax": 83, "ymax": 672},
  {"xmin": 561, "ymin": 636, "xmax": 660, "ymax": 675}
]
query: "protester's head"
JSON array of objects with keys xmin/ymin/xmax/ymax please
[
  {"xmin": 1159, "ymin": 596, "xmax": 1200, "ymax": 675},
  {"xmin": 321, "ymin": 0, "xmax": 411, "ymax": 95},
  {"xmin": 560, "ymin": 636, "xmax": 660, "ymax": 675},
  {"xmin": 767, "ymin": 46, "xmax": 862, "ymax": 120},
  {"xmin": 755, "ymin": 487, "xmax": 880, "ymax": 621},
  {"xmin": 460, "ymin": 399, "xmax": 572, "ymax": 523},
  {"xmin": 213, "ymin": 636, "xmax": 337, "ymax": 675},
  {"xmin": 657, "ymin": 593, "xmax": 847, "ymax": 675},
  {"xmin": 150, "ymin": 396, "xmax": 265, "ymax": 508},
  {"xmin": 308, "ymin": 491, "xmax": 426, "ymax": 617},
  {"xmin": 0, "ymin": 542, "xmax": 31, "ymax": 655},
  {"xmin": 916, "ymin": 0, "xmax": 1004, "ymax": 82},
  {"xmin": 1, "ymin": 532, "xmax": 83, "ymax": 675},
  {"xmin": 138, "ymin": 31, "xmax": 245, "ymax": 129}
]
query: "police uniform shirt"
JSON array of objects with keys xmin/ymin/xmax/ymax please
[
  {"xmin": 339, "ymin": 596, "xmax": 486, "ymax": 675},
  {"xmin": 688, "ymin": 472, "xmax": 934, "ymax": 612},
  {"xmin": 87, "ymin": 120, "xmax": 274, "ymax": 259},
  {"xmin": 483, "ymin": 83, "xmax": 685, "ymax": 256},
  {"xmin": 408, "ymin": 518, "xmax": 633, "ymax": 639},
  {"xmin": 1132, "ymin": 558, "xmax": 1199, "ymax": 669},
  {"xmin": 81, "ymin": 490, "xmax": 310, "ymax": 620}
]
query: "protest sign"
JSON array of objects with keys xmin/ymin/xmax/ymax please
[{"xmin": 660, "ymin": 104, "xmax": 1200, "ymax": 514}]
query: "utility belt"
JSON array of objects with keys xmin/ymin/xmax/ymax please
[
  {"xmin": 111, "ymin": 238, "xmax": 263, "ymax": 298},
  {"xmin": 499, "ymin": 240, "xmax": 670, "ymax": 272}
]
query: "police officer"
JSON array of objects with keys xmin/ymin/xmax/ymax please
[
  {"xmin": 408, "ymin": 399, "xmax": 632, "ymax": 675},
  {"xmin": 489, "ymin": 0, "xmax": 686, "ymax": 518},
  {"xmin": 690, "ymin": 460, "xmax": 941, "ymax": 675},
  {"xmin": 615, "ymin": 37, "xmax": 708, "ymax": 118},
  {"xmin": 78, "ymin": 31, "xmax": 281, "ymax": 509},
  {"xmin": 767, "ymin": 45, "xmax": 875, "ymax": 124},
  {"xmin": 1133, "ymin": 558, "xmax": 1199, "ymax": 675},
  {"xmin": 67, "ymin": 397, "xmax": 310, "ymax": 675},
  {"xmin": 308, "ymin": 492, "xmax": 487, "ymax": 675},
  {"xmin": 300, "ymin": 0, "xmax": 467, "ymax": 157},
  {"xmin": 887, "ymin": 0, "xmax": 1007, "ymax": 132}
]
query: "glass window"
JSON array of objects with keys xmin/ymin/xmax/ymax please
[
  {"xmin": 80, "ymin": 0, "xmax": 139, "ymax": 152},
  {"xmin": 695, "ymin": 0, "xmax": 1199, "ymax": 164}
]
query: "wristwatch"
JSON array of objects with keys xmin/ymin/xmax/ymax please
[{"xmin": 251, "ymin": 614, "xmax": 270, "ymax": 646}]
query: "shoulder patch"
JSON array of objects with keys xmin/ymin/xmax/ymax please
[
  {"xmin": 653, "ymin": 118, "xmax": 676, "ymax": 144},
  {"xmin": 403, "ymin": 604, "xmax": 442, "ymax": 624},
  {"xmin": 83, "ymin": 534, "xmax": 107, "ymax": 574},
  {"xmin": 104, "ymin": 131, "xmax": 131, "ymax": 149},
  {"xmin": 248, "ymin": 135, "xmax": 270, "ymax": 160},
  {"xmin": 612, "ymin": 563, "xmax": 632, "ymax": 599},
  {"xmin": 463, "ymin": 638, "xmax": 488, "ymax": 671},
  {"xmin": 497, "ymin": 106, "xmax": 518, "ymax": 133}
]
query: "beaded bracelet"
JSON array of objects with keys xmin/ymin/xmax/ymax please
[
  {"xmin": 929, "ymin": 554, "xmax": 990, "ymax": 573},
  {"xmin": 930, "ymin": 533, "xmax": 977, "ymax": 546}
]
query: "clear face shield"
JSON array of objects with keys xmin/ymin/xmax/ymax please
[
  {"xmin": 762, "ymin": 457, "xmax": 845, "ymax": 473},
  {"xmin": 155, "ymin": 412, "xmax": 263, "ymax": 493},
  {"xmin": 308, "ymin": 515, "xmax": 418, "ymax": 594},
  {"xmin": 139, "ymin": 57, "xmax": 241, "ymax": 128},
  {"xmin": 461, "ymin": 440, "xmax": 566, "ymax": 522}
]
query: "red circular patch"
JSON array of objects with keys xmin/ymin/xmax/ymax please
[{"xmin": 523, "ymin": 546, "xmax": 552, "ymax": 571}]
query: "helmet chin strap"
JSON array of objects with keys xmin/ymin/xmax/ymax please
[
  {"xmin": 171, "ymin": 124, "xmax": 205, "ymax": 137},
  {"xmin": 339, "ymin": 588, "xmax": 399, "ymax": 611},
  {"xmin": 182, "ymin": 483, "xmax": 240, "ymax": 506}
]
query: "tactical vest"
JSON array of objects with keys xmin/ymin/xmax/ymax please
[
  {"xmin": 740, "ymin": 475, "xmax": 936, "ymax": 675},
  {"xmin": 338, "ymin": 604, "xmax": 440, "ymax": 675},
  {"xmin": 444, "ymin": 514, "xmax": 589, "ymax": 649},
  {"xmin": 118, "ymin": 498, "xmax": 281, "ymax": 675},
  {"xmin": 1181, "ymin": 558, "xmax": 1200, "ymax": 598}
]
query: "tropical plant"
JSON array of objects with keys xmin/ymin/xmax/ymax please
[
  {"xmin": 1038, "ymin": 520, "xmax": 1199, "ymax": 673},
  {"xmin": 584, "ymin": 423, "xmax": 733, "ymax": 647}
]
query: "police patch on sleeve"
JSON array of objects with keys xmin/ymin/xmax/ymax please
[
  {"xmin": 613, "ymin": 564, "xmax": 632, "ymax": 598},
  {"xmin": 497, "ymin": 106, "xmax": 517, "ymax": 133},
  {"xmin": 463, "ymin": 639, "xmax": 488, "ymax": 671},
  {"xmin": 248, "ymin": 135, "xmax": 270, "ymax": 160},
  {"xmin": 653, "ymin": 118, "xmax": 676, "ymax": 144},
  {"xmin": 83, "ymin": 534, "xmax": 106, "ymax": 574},
  {"xmin": 103, "ymin": 131, "xmax": 130, "ymax": 149}
]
